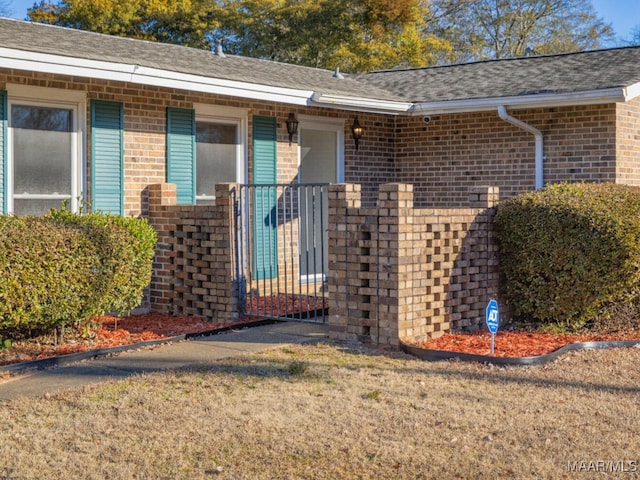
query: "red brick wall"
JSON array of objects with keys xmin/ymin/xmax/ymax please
[
  {"xmin": 395, "ymin": 105, "xmax": 618, "ymax": 207},
  {"xmin": 616, "ymin": 96, "xmax": 640, "ymax": 185}
]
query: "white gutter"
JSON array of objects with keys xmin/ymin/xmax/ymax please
[{"xmin": 497, "ymin": 105, "xmax": 544, "ymax": 190}]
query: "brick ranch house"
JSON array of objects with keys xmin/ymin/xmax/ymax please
[{"xmin": 2, "ymin": 17, "xmax": 640, "ymax": 345}]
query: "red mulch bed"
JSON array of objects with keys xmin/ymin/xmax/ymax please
[
  {"xmin": 410, "ymin": 330, "xmax": 640, "ymax": 358},
  {"xmin": 4, "ymin": 311, "xmax": 640, "ymax": 366},
  {"xmin": 0, "ymin": 313, "xmax": 258, "ymax": 367}
]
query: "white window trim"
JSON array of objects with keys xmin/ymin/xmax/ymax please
[
  {"xmin": 6, "ymin": 84, "xmax": 86, "ymax": 213},
  {"xmin": 194, "ymin": 104, "xmax": 248, "ymax": 201},
  {"xmin": 297, "ymin": 115, "xmax": 345, "ymax": 182}
]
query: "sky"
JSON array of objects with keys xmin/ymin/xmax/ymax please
[
  {"xmin": 4, "ymin": 0, "xmax": 640, "ymax": 42},
  {"xmin": 591, "ymin": 0, "xmax": 640, "ymax": 39}
]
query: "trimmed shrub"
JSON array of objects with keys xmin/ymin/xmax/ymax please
[
  {"xmin": 0, "ymin": 211, "xmax": 157, "ymax": 338},
  {"xmin": 46, "ymin": 209, "xmax": 157, "ymax": 315},
  {"xmin": 0, "ymin": 216, "xmax": 102, "ymax": 336},
  {"xmin": 495, "ymin": 182, "xmax": 640, "ymax": 330}
]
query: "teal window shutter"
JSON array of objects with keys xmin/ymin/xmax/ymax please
[
  {"xmin": 0, "ymin": 90, "xmax": 6, "ymax": 214},
  {"xmin": 91, "ymin": 100, "xmax": 124, "ymax": 214},
  {"xmin": 252, "ymin": 116, "xmax": 278, "ymax": 280},
  {"xmin": 166, "ymin": 107, "xmax": 195, "ymax": 204}
]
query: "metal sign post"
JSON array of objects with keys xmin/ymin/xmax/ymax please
[{"xmin": 485, "ymin": 299, "xmax": 500, "ymax": 356}]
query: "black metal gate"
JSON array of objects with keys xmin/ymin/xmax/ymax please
[{"xmin": 234, "ymin": 183, "xmax": 329, "ymax": 322}]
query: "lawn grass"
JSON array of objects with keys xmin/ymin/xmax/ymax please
[{"xmin": 1, "ymin": 343, "xmax": 639, "ymax": 479}]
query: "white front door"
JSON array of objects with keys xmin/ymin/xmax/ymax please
[{"xmin": 298, "ymin": 117, "xmax": 344, "ymax": 282}]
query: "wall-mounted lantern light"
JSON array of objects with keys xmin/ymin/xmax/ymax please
[
  {"xmin": 286, "ymin": 113, "xmax": 299, "ymax": 145},
  {"xmin": 351, "ymin": 117, "xmax": 364, "ymax": 151}
]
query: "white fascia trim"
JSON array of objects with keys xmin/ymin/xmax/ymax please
[
  {"xmin": 410, "ymin": 88, "xmax": 627, "ymax": 115},
  {"xmin": 0, "ymin": 47, "xmax": 315, "ymax": 106},
  {"xmin": 311, "ymin": 92, "xmax": 413, "ymax": 114},
  {"xmin": 132, "ymin": 65, "xmax": 313, "ymax": 105}
]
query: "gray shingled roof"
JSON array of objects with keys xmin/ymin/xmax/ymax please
[
  {"xmin": 2, "ymin": 17, "xmax": 640, "ymax": 108},
  {"xmin": 351, "ymin": 47, "xmax": 640, "ymax": 103},
  {"xmin": 0, "ymin": 17, "xmax": 403, "ymax": 102}
]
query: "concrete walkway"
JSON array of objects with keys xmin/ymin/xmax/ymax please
[{"xmin": 0, "ymin": 321, "xmax": 328, "ymax": 402}]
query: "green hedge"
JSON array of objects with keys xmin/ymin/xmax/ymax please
[
  {"xmin": 495, "ymin": 183, "xmax": 640, "ymax": 330},
  {"xmin": 0, "ymin": 210, "xmax": 157, "ymax": 338}
]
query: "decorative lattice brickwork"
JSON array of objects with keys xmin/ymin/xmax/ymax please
[
  {"xmin": 328, "ymin": 183, "xmax": 502, "ymax": 346},
  {"xmin": 148, "ymin": 182, "xmax": 239, "ymax": 322}
]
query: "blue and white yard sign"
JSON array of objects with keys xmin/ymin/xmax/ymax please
[
  {"xmin": 486, "ymin": 299, "xmax": 499, "ymax": 334},
  {"xmin": 486, "ymin": 299, "xmax": 500, "ymax": 355}
]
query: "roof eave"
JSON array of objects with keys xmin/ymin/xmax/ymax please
[
  {"xmin": 0, "ymin": 46, "xmax": 316, "ymax": 106},
  {"xmin": 410, "ymin": 88, "xmax": 629, "ymax": 115},
  {"xmin": 2, "ymin": 46, "xmax": 639, "ymax": 116}
]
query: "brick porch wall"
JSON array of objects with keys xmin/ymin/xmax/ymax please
[
  {"xmin": 146, "ymin": 179, "xmax": 502, "ymax": 346},
  {"xmin": 328, "ymin": 183, "xmax": 501, "ymax": 346},
  {"xmin": 147, "ymin": 182, "xmax": 239, "ymax": 322}
]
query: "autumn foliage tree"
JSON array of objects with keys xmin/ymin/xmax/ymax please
[
  {"xmin": 27, "ymin": 0, "xmax": 218, "ymax": 49},
  {"xmin": 328, "ymin": 0, "xmax": 452, "ymax": 71},
  {"xmin": 27, "ymin": 0, "xmax": 450, "ymax": 72},
  {"xmin": 217, "ymin": 0, "xmax": 451, "ymax": 71},
  {"xmin": 27, "ymin": 0, "xmax": 614, "ymax": 72}
]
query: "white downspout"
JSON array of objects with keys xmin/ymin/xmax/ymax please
[{"xmin": 497, "ymin": 105, "xmax": 544, "ymax": 190}]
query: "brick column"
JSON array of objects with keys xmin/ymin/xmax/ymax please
[
  {"xmin": 376, "ymin": 183, "xmax": 415, "ymax": 346},
  {"xmin": 328, "ymin": 183, "xmax": 369, "ymax": 343},
  {"xmin": 210, "ymin": 183, "xmax": 240, "ymax": 321},
  {"xmin": 148, "ymin": 183, "xmax": 178, "ymax": 313},
  {"xmin": 468, "ymin": 186, "xmax": 502, "ymax": 309},
  {"xmin": 439, "ymin": 186, "xmax": 502, "ymax": 333},
  {"xmin": 469, "ymin": 186, "xmax": 499, "ymax": 209}
]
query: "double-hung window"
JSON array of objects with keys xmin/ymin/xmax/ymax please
[
  {"xmin": 6, "ymin": 85, "xmax": 84, "ymax": 215},
  {"xmin": 167, "ymin": 104, "xmax": 246, "ymax": 205}
]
